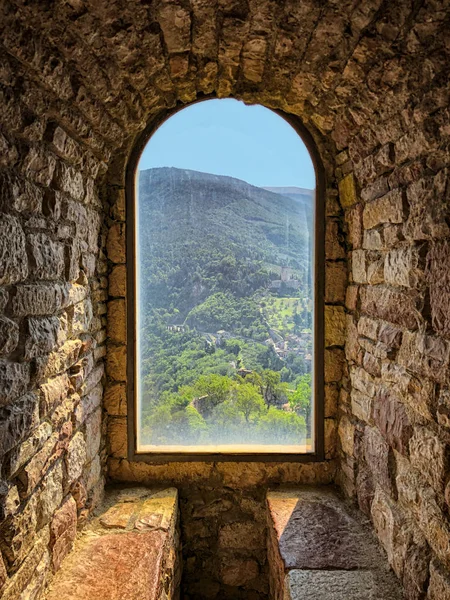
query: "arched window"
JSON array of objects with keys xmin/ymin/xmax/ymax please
[{"xmin": 127, "ymin": 99, "xmax": 324, "ymax": 460}]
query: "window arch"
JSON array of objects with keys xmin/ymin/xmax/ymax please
[{"xmin": 126, "ymin": 99, "xmax": 324, "ymax": 461}]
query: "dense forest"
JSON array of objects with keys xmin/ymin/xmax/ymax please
[{"xmin": 137, "ymin": 167, "xmax": 314, "ymax": 447}]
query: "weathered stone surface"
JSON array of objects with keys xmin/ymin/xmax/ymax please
[
  {"xmin": 109, "ymin": 264, "xmax": 126, "ymax": 297},
  {"xmin": 107, "ymin": 299, "xmax": 126, "ymax": 343},
  {"xmin": 363, "ymin": 190, "xmax": 404, "ymax": 230},
  {"xmin": 372, "ymin": 387, "xmax": 412, "ymax": 455},
  {"xmin": 426, "ymin": 240, "xmax": 450, "ymax": 339},
  {"xmin": 398, "ymin": 331, "xmax": 450, "ymax": 384},
  {"xmin": 27, "ymin": 233, "xmax": 64, "ymax": 280},
  {"xmin": 0, "ymin": 214, "xmax": 28, "ymax": 285},
  {"xmin": 40, "ymin": 373, "xmax": 71, "ymax": 416},
  {"xmin": 267, "ymin": 489, "xmax": 378, "ymax": 570},
  {"xmin": 0, "ymin": 316, "xmax": 19, "ymax": 355},
  {"xmin": 46, "ymin": 530, "xmax": 166, "ymax": 600},
  {"xmin": 338, "ymin": 173, "xmax": 357, "ymax": 208},
  {"xmin": 0, "ymin": 361, "xmax": 30, "ymax": 406},
  {"xmin": 50, "ymin": 495, "xmax": 77, "ymax": 571},
  {"xmin": 106, "ymin": 223, "xmax": 125, "ymax": 263},
  {"xmin": 409, "ymin": 427, "xmax": 447, "ymax": 492},
  {"xmin": 360, "ymin": 286, "xmax": 423, "ymax": 330},
  {"xmin": 12, "ymin": 283, "xmax": 69, "ymax": 317},
  {"xmin": 84, "ymin": 408, "xmax": 102, "ymax": 463},
  {"xmin": 106, "ymin": 344, "xmax": 127, "ymax": 381},
  {"xmin": 221, "ymin": 558, "xmax": 259, "ymax": 586},
  {"xmin": 384, "ymin": 246, "xmax": 424, "ymax": 288},
  {"xmin": 324, "ymin": 305, "xmax": 346, "ymax": 347},
  {"xmin": 104, "ymin": 383, "xmax": 127, "ymax": 416},
  {"xmin": 37, "ymin": 461, "xmax": 64, "ymax": 529},
  {"xmin": 428, "ymin": 560, "xmax": 450, "ymax": 600},
  {"xmin": 65, "ymin": 432, "xmax": 87, "ymax": 487},
  {"xmin": 363, "ymin": 427, "xmax": 392, "ymax": 494},
  {"xmin": 285, "ymin": 569, "xmax": 401, "ymax": 600},
  {"xmin": 24, "ymin": 316, "xmax": 65, "ymax": 359}
]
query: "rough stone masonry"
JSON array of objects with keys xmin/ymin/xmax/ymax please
[{"xmin": 0, "ymin": 0, "xmax": 449, "ymax": 599}]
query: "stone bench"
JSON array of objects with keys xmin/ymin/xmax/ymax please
[
  {"xmin": 44, "ymin": 486, "xmax": 181, "ymax": 600},
  {"xmin": 267, "ymin": 487, "xmax": 403, "ymax": 600}
]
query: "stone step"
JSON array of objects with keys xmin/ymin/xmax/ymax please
[
  {"xmin": 267, "ymin": 487, "xmax": 404, "ymax": 600},
  {"xmin": 44, "ymin": 486, "xmax": 180, "ymax": 600}
]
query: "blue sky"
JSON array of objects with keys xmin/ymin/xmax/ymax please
[{"xmin": 138, "ymin": 99, "xmax": 315, "ymax": 190}]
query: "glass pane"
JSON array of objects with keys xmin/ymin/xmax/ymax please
[{"xmin": 135, "ymin": 99, "xmax": 316, "ymax": 453}]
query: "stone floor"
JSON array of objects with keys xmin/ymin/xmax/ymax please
[
  {"xmin": 267, "ymin": 487, "xmax": 404, "ymax": 600},
  {"xmin": 44, "ymin": 486, "xmax": 180, "ymax": 600}
]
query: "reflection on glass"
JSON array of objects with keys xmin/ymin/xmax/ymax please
[{"xmin": 135, "ymin": 100, "xmax": 315, "ymax": 453}]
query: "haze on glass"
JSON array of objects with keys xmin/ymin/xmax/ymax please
[{"xmin": 136, "ymin": 99, "xmax": 315, "ymax": 453}]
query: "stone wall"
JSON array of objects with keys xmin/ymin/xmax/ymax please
[{"xmin": 0, "ymin": 0, "xmax": 449, "ymax": 598}]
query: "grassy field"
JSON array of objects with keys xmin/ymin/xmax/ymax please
[{"xmin": 260, "ymin": 296, "xmax": 303, "ymax": 336}]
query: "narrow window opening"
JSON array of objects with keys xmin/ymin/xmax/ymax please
[{"xmin": 128, "ymin": 98, "xmax": 324, "ymax": 459}]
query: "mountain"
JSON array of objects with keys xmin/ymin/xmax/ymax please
[{"xmin": 137, "ymin": 167, "xmax": 314, "ymax": 320}]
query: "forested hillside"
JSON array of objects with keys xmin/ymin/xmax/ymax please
[{"xmin": 137, "ymin": 167, "xmax": 315, "ymax": 447}]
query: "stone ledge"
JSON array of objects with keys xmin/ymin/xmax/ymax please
[
  {"xmin": 267, "ymin": 487, "xmax": 403, "ymax": 600},
  {"xmin": 44, "ymin": 486, "xmax": 181, "ymax": 600}
]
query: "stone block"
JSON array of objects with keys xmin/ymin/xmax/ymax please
[
  {"xmin": 109, "ymin": 264, "xmax": 126, "ymax": 297},
  {"xmin": 398, "ymin": 331, "xmax": 450, "ymax": 384},
  {"xmin": 284, "ymin": 569, "xmax": 401, "ymax": 600},
  {"xmin": 351, "ymin": 389, "xmax": 372, "ymax": 423},
  {"xmin": 363, "ymin": 427, "xmax": 392, "ymax": 494},
  {"xmin": 221, "ymin": 558, "xmax": 259, "ymax": 587},
  {"xmin": 324, "ymin": 348, "xmax": 345, "ymax": 383},
  {"xmin": 0, "ymin": 214, "xmax": 28, "ymax": 285},
  {"xmin": 107, "ymin": 299, "xmax": 126, "ymax": 343},
  {"xmin": 0, "ymin": 316, "xmax": 19, "ymax": 355},
  {"xmin": 12, "ymin": 283, "xmax": 69, "ymax": 317},
  {"xmin": 27, "ymin": 233, "xmax": 65, "ymax": 280},
  {"xmin": 37, "ymin": 461, "xmax": 64, "ymax": 529},
  {"xmin": 324, "ymin": 305, "xmax": 346, "ymax": 347},
  {"xmin": 426, "ymin": 240, "xmax": 450, "ymax": 339},
  {"xmin": 24, "ymin": 316, "xmax": 65, "ymax": 360},
  {"xmin": 106, "ymin": 344, "xmax": 127, "ymax": 381},
  {"xmin": 267, "ymin": 488, "xmax": 381, "ymax": 572},
  {"xmin": 65, "ymin": 432, "xmax": 87, "ymax": 488},
  {"xmin": 72, "ymin": 298, "xmax": 93, "ymax": 336},
  {"xmin": 0, "ymin": 527, "xmax": 50, "ymax": 600},
  {"xmin": 0, "ymin": 173, "xmax": 44, "ymax": 213},
  {"xmin": 351, "ymin": 249, "xmax": 367, "ymax": 283},
  {"xmin": 371, "ymin": 487, "xmax": 407, "ymax": 578},
  {"xmin": 40, "ymin": 373, "xmax": 71, "ymax": 416},
  {"xmin": 346, "ymin": 203, "xmax": 363, "ymax": 247},
  {"xmin": 106, "ymin": 223, "xmax": 125, "ymax": 263},
  {"xmin": 0, "ymin": 493, "xmax": 38, "ymax": 569},
  {"xmin": 363, "ymin": 228, "xmax": 384, "ymax": 250},
  {"xmin": 338, "ymin": 416, "xmax": 355, "ymax": 456},
  {"xmin": 50, "ymin": 495, "xmax": 78, "ymax": 572},
  {"xmin": 325, "ymin": 261, "xmax": 346, "ymax": 303},
  {"xmin": 409, "ymin": 427, "xmax": 447, "ymax": 492},
  {"xmin": 53, "ymin": 162, "xmax": 84, "ymax": 201},
  {"xmin": 360, "ymin": 286, "xmax": 423, "ymax": 330},
  {"xmin": 428, "ymin": 560, "xmax": 450, "ymax": 600},
  {"xmin": 0, "ymin": 393, "xmax": 38, "ymax": 459},
  {"xmin": 0, "ymin": 361, "xmax": 30, "ymax": 406},
  {"xmin": 372, "ymin": 387, "xmax": 412, "ymax": 455},
  {"xmin": 363, "ymin": 189, "xmax": 404, "ymax": 230},
  {"xmin": 84, "ymin": 408, "xmax": 102, "ymax": 463},
  {"xmin": 46, "ymin": 530, "xmax": 167, "ymax": 600},
  {"xmin": 8, "ymin": 421, "xmax": 53, "ymax": 477},
  {"xmin": 325, "ymin": 220, "xmax": 345, "ymax": 260},
  {"xmin": 108, "ymin": 418, "xmax": 128, "ymax": 458},
  {"xmin": 338, "ymin": 173, "xmax": 357, "ymax": 208},
  {"xmin": 219, "ymin": 522, "xmax": 264, "ymax": 549},
  {"xmin": 384, "ymin": 246, "xmax": 423, "ymax": 288},
  {"xmin": 104, "ymin": 383, "xmax": 127, "ymax": 416}
]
